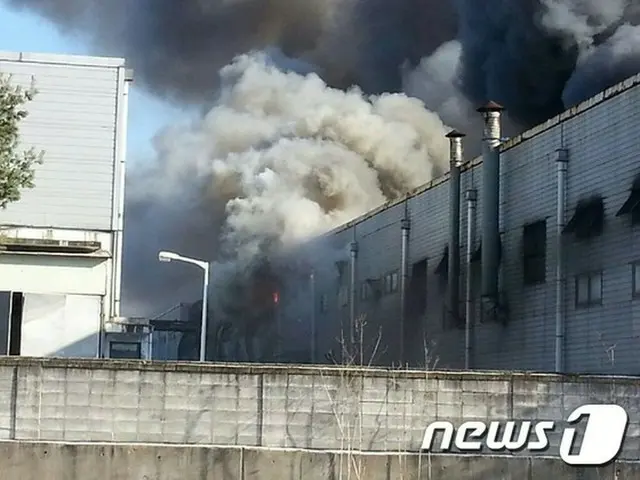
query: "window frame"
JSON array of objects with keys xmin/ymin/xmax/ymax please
[
  {"xmin": 360, "ymin": 282, "xmax": 371, "ymax": 301},
  {"xmin": 522, "ymin": 219, "xmax": 547, "ymax": 285},
  {"xmin": 109, "ymin": 341, "xmax": 141, "ymax": 359},
  {"xmin": 575, "ymin": 271, "xmax": 603, "ymax": 307},
  {"xmin": 383, "ymin": 270, "xmax": 400, "ymax": 295},
  {"xmin": 338, "ymin": 285, "xmax": 349, "ymax": 307}
]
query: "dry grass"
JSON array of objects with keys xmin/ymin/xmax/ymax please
[{"xmin": 319, "ymin": 313, "xmax": 440, "ymax": 479}]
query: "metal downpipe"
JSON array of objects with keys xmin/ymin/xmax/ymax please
[
  {"xmin": 349, "ymin": 241, "xmax": 358, "ymax": 356},
  {"xmin": 465, "ymin": 189, "xmax": 477, "ymax": 369},
  {"xmin": 400, "ymin": 216, "xmax": 410, "ymax": 365},
  {"xmin": 555, "ymin": 149, "xmax": 569, "ymax": 372}
]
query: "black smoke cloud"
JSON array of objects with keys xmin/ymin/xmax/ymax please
[
  {"xmin": 455, "ymin": 0, "xmax": 640, "ymax": 127},
  {"xmin": 9, "ymin": 0, "xmax": 640, "ymax": 127},
  {"xmin": 7, "ymin": 0, "xmax": 640, "ymax": 322},
  {"xmin": 6, "ymin": 0, "xmax": 457, "ymax": 103}
]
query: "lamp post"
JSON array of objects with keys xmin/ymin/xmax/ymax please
[{"xmin": 158, "ymin": 250, "xmax": 210, "ymax": 362}]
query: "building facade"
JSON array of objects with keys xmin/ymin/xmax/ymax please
[
  {"xmin": 272, "ymin": 74, "xmax": 640, "ymax": 375},
  {"xmin": 0, "ymin": 52, "xmax": 132, "ymax": 358}
]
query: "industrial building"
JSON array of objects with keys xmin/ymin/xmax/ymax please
[
  {"xmin": 0, "ymin": 52, "xmax": 145, "ymax": 359},
  {"xmin": 257, "ymin": 73, "xmax": 640, "ymax": 375}
]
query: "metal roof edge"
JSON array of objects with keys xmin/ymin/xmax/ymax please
[
  {"xmin": 0, "ymin": 50, "xmax": 126, "ymax": 68},
  {"xmin": 325, "ymin": 155, "xmax": 483, "ymax": 237},
  {"xmin": 306, "ymin": 74, "xmax": 640, "ymax": 239},
  {"xmin": 500, "ymin": 72, "xmax": 640, "ymax": 152}
]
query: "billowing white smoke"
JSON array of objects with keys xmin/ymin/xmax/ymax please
[
  {"xmin": 124, "ymin": 51, "xmax": 451, "ymax": 315},
  {"xmin": 401, "ymin": 40, "xmax": 483, "ymax": 146}
]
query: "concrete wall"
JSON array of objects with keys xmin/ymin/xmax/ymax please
[
  {"xmin": 2, "ymin": 441, "xmax": 639, "ymax": 480},
  {"xmin": 0, "ymin": 357, "xmax": 638, "ymax": 461}
]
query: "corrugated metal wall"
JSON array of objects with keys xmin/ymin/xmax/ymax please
[
  {"xmin": 0, "ymin": 54, "xmax": 122, "ymax": 230},
  {"xmin": 281, "ymin": 75, "xmax": 640, "ymax": 375}
]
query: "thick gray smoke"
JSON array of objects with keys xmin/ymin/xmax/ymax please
[
  {"xmin": 122, "ymin": 52, "xmax": 450, "ymax": 314},
  {"xmin": 7, "ymin": 0, "xmax": 640, "ymax": 321}
]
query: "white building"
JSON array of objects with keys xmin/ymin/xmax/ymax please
[{"xmin": 0, "ymin": 52, "xmax": 134, "ymax": 358}]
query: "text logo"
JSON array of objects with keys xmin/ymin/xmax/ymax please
[{"xmin": 420, "ymin": 404, "xmax": 628, "ymax": 466}]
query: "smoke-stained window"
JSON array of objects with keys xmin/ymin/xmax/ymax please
[
  {"xmin": 575, "ymin": 271, "xmax": 602, "ymax": 307},
  {"xmin": 435, "ymin": 246, "xmax": 448, "ymax": 279},
  {"xmin": 335, "ymin": 260, "xmax": 348, "ymax": 283},
  {"xmin": 522, "ymin": 220, "xmax": 547, "ymax": 285},
  {"xmin": 564, "ymin": 197, "xmax": 604, "ymax": 240},
  {"xmin": 409, "ymin": 258, "xmax": 428, "ymax": 317}
]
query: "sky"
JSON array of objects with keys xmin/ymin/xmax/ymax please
[{"xmin": 0, "ymin": 4, "xmax": 185, "ymax": 166}]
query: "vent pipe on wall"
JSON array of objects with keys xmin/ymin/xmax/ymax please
[
  {"xmin": 477, "ymin": 101, "xmax": 504, "ymax": 313},
  {"xmin": 446, "ymin": 130, "xmax": 465, "ymax": 324}
]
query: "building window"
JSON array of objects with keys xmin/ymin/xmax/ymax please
[
  {"xmin": 360, "ymin": 282, "xmax": 371, "ymax": 300},
  {"xmin": 109, "ymin": 341, "xmax": 141, "ymax": 359},
  {"xmin": 564, "ymin": 196, "xmax": 604, "ymax": 239},
  {"xmin": 338, "ymin": 286, "xmax": 349, "ymax": 307},
  {"xmin": 575, "ymin": 271, "xmax": 603, "ymax": 307},
  {"xmin": 470, "ymin": 239, "xmax": 503, "ymax": 264},
  {"xmin": 616, "ymin": 176, "xmax": 640, "ymax": 226},
  {"xmin": 383, "ymin": 271, "xmax": 399, "ymax": 294},
  {"xmin": 319, "ymin": 294, "xmax": 328, "ymax": 313},
  {"xmin": 633, "ymin": 262, "xmax": 640, "ymax": 298},
  {"xmin": 335, "ymin": 260, "xmax": 348, "ymax": 279},
  {"xmin": 522, "ymin": 220, "xmax": 546, "ymax": 285},
  {"xmin": 409, "ymin": 258, "xmax": 428, "ymax": 317},
  {"xmin": 435, "ymin": 246, "xmax": 448, "ymax": 278}
]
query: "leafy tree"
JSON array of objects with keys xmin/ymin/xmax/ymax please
[{"xmin": 0, "ymin": 74, "xmax": 44, "ymax": 209}]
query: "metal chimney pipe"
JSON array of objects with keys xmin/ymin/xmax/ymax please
[
  {"xmin": 446, "ymin": 130, "xmax": 465, "ymax": 324},
  {"xmin": 477, "ymin": 101, "xmax": 504, "ymax": 309}
]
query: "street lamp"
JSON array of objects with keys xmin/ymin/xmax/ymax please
[{"xmin": 158, "ymin": 250, "xmax": 210, "ymax": 362}]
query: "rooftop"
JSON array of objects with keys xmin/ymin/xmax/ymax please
[
  {"xmin": 0, "ymin": 50, "xmax": 126, "ymax": 68},
  {"xmin": 500, "ymin": 72, "xmax": 640, "ymax": 152}
]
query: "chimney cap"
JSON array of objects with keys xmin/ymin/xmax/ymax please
[
  {"xmin": 445, "ymin": 129, "xmax": 466, "ymax": 138},
  {"xmin": 476, "ymin": 101, "xmax": 504, "ymax": 113}
]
